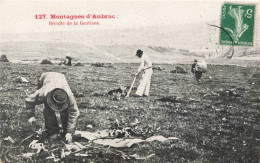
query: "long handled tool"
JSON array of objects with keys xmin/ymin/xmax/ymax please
[
  {"xmin": 125, "ymin": 66, "xmax": 152, "ymax": 98},
  {"xmin": 126, "ymin": 75, "xmax": 137, "ymax": 98}
]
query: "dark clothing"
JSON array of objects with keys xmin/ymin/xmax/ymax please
[
  {"xmin": 66, "ymin": 57, "xmax": 72, "ymax": 66},
  {"xmin": 191, "ymin": 63, "xmax": 196, "ymax": 74},
  {"xmin": 191, "ymin": 63, "xmax": 203, "ymax": 84},
  {"xmin": 43, "ymin": 102, "xmax": 69, "ymax": 136},
  {"xmin": 195, "ymin": 71, "xmax": 202, "ymax": 80}
]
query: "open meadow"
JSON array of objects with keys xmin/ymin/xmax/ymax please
[{"xmin": 0, "ymin": 62, "xmax": 259, "ymax": 162}]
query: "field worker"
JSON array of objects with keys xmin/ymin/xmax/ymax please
[
  {"xmin": 134, "ymin": 49, "xmax": 153, "ymax": 97},
  {"xmin": 65, "ymin": 56, "xmax": 72, "ymax": 66},
  {"xmin": 191, "ymin": 59, "xmax": 207, "ymax": 84},
  {"xmin": 25, "ymin": 72, "xmax": 80, "ymax": 143}
]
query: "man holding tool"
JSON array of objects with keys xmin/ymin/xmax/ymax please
[
  {"xmin": 133, "ymin": 49, "xmax": 153, "ymax": 97},
  {"xmin": 25, "ymin": 72, "xmax": 80, "ymax": 143}
]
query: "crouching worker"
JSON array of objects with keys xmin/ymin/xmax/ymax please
[
  {"xmin": 25, "ymin": 72, "xmax": 80, "ymax": 143},
  {"xmin": 135, "ymin": 49, "xmax": 153, "ymax": 97}
]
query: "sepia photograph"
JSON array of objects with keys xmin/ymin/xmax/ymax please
[{"xmin": 0, "ymin": 0, "xmax": 259, "ymax": 162}]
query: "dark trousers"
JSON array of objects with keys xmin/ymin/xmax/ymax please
[
  {"xmin": 195, "ymin": 71, "xmax": 203, "ymax": 83},
  {"xmin": 43, "ymin": 103, "xmax": 68, "ymax": 137}
]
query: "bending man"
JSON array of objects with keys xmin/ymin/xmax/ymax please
[{"xmin": 25, "ymin": 72, "xmax": 80, "ymax": 143}]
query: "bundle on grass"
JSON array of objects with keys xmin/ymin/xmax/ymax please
[
  {"xmin": 40, "ymin": 59, "xmax": 53, "ymax": 65},
  {"xmin": 107, "ymin": 86, "xmax": 137, "ymax": 100}
]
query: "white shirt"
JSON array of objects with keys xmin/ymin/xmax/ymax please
[{"xmin": 138, "ymin": 53, "xmax": 152, "ymax": 72}]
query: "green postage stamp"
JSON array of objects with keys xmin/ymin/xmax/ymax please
[{"xmin": 220, "ymin": 3, "xmax": 256, "ymax": 47}]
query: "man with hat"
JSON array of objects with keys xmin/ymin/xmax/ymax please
[
  {"xmin": 25, "ymin": 72, "xmax": 80, "ymax": 143},
  {"xmin": 134, "ymin": 49, "xmax": 153, "ymax": 97},
  {"xmin": 191, "ymin": 59, "xmax": 203, "ymax": 84}
]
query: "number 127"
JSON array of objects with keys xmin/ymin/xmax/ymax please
[{"xmin": 35, "ymin": 14, "xmax": 46, "ymax": 19}]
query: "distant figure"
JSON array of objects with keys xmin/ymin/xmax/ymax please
[
  {"xmin": 25, "ymin": 72, "xmax": 80, "ymax": 143},
  {"xmin": 0, "ymin": 55, "xmax": 9, "ymax": 62},
  {"xmin": 65, "ymin": 56, "xmax": 72, "ymax": 66},
  {"xmin": 134, "ymin": 49, "xmax": 153, "ymax": 97},
  {"xmin": 191, "ymin": 59, "xmax": 207, "ymax": 84}
]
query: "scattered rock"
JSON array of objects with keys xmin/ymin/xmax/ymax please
[
  {"xmin": 91, "ymin": 62, "xmax": 105, "ymax": 67},
  {"xmin": 0, "ymin": 55, "xmax": 9, "ymax": 62},
  {"xmin": 14, "ymin": 77, "xmax": 29, "ymax": 83},
  {"xmin": 87, "ymin": 125, "xmax": 93, "ymax": 129},
  {"xmin": 153, "ymin": 66, "xmax": 165, "ymax": 71},
  {"xmin": 91, "ymin": 63, "xmax": 115, "ymax": 68},
  {"xmin": 74, "ymin": 62, "xmax": 84, "ymax": 67},
  {"xmin": 40, "ymin": 59, "xmax": 53, "ymax": 65},
  {"xmin": 170, "ymin": 66, "xmax": 187, "ymax": 74}
]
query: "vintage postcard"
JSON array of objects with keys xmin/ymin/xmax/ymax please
[{"xmin": 0, "ymin": 0, "xmax": 259, "ymax": 162}]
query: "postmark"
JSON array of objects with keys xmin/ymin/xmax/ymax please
[{"xmin": 220, "ymin": 3, "xmax": 256, "ymax": 47}]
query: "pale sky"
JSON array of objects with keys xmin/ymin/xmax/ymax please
[{"xmin": 0, "ymin": 1, "xmax": 227, "ymax": 34}]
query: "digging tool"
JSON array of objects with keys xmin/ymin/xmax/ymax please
[
  {"xmin": 125, "ymin": 67, "xmax": 152, "ymax": 97},
  {"xmin": 126, "ymin": 75, "xmax": 137, "ymax": 98}
]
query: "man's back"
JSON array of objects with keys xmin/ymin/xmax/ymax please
[{"xmin": 38, "ymin": 72, "xmax": 74, "ymax": 98}]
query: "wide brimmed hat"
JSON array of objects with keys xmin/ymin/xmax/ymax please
[{"xmin": 46, "ymin": 88, "xmax": 69, "ymax": 112}]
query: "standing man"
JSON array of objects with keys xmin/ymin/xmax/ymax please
[
  {"xmin": 25, "ymin": 72, "xmax": 80, "ymax": 143},
  {"xmin": 191, "ymin": 59, "xmax": 204, "ymax": 84},
  {"xmin": 135, "ymin": 49, "xmax": 153, "ymax": 97}
]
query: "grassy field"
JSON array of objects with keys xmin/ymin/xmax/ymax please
[{"xmin": 0, "ymin": 62, "xmax": 259, "ymax": 162}]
